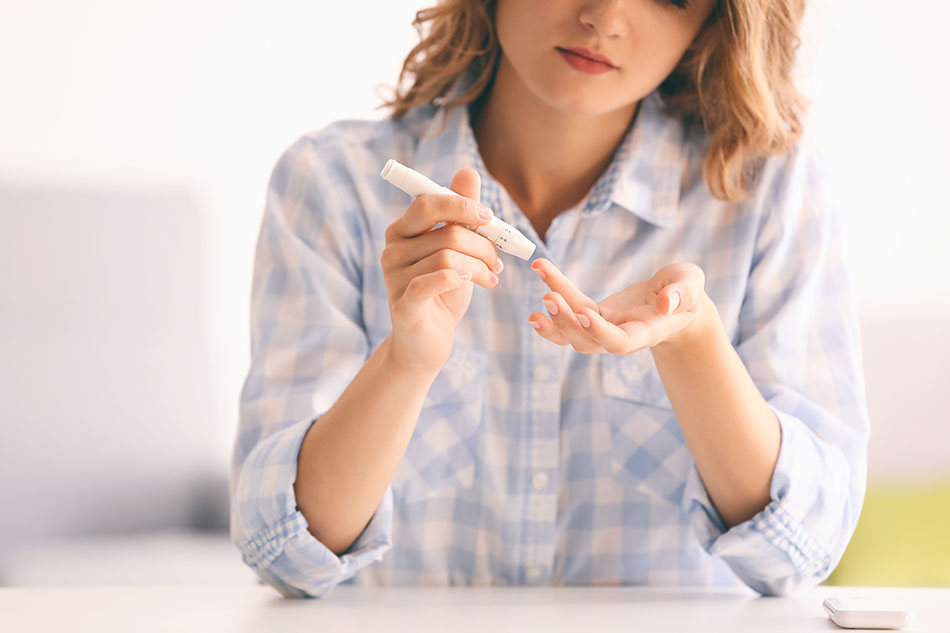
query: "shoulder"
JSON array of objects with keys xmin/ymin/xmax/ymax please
[
  {"xmin": 744, "ymin": 134, "xmax": 830, "ymax": 217},
  {"xmin": 676, "ymin": 111, "xmax": 829, "ymax": 219},
  {"xmin": 263, "ymin": 111, "xmax": 431, "ymax": 234},
  {"xmin": 739, "ymin": 133, "xmax": 846, "ymax": 265},
  {"xmin": 270, "ymin": 107, "xmax": 435, "ymax": 187},
  {"xmin": 261, "ymin": 107, "xmax": 439, "ymax": 250},
  {"xmin": 274, "ymin": 119, "xmax": 410, "ymax": 188}
]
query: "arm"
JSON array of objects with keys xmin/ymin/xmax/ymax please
[
  {"xmin": 650, "ymin": 294, "xmax": 780, "ymax": 528},
  {"xmin": 232, "ymin": 132, "xmax": 501, "ymax": 598},
  {"xmin": 528, "ymin": 144, "xmax": 868, "ymax": 596},
  {"xmin": 651, "ymin": 146, "xmax": 869, "ymax": 595},
  {"xmin": 300, "ymin": 165, "xmax": 502, "ymax": 555},
  {"xmin": 294, "ymin": 338, "xmax": 437, "ymax": 555},
  {"xmin": 231, "ymin": 134, "xmax": 397, "ymax": 598}
]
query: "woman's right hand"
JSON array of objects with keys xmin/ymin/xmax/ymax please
[{"xmin": 380, "ymin": 167, "xmax": 503, "ymax": 375}]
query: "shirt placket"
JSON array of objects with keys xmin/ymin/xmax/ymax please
[{"xmin": 519, "ymin": 208, "xmax": 583, "ymax": 584}]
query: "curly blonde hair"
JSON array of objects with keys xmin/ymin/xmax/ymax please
[{"xmin": 378, "ymin": 0, "xmax": 807, "ymax": 202}]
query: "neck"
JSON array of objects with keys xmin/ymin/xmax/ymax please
[{"xmin": 470, "ymin": 56, "xmax": 637, "ymax": 222}]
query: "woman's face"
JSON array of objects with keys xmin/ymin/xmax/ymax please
[{"xmin": 494, "ymin": 0, "xmax": 717, "ymax": 116}]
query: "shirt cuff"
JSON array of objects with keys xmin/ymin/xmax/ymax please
[
  {"xmin": 231, "ymin": 417, "xmax": 394, "ymax": 598},
  {"xmin": 682, "ymin": 406, "xmax": 839, "ymax": 595}
]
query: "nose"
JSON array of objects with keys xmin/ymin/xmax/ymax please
[{"xmin": 578, "ymin": 0, "xmax": 630, "ymax": 39}]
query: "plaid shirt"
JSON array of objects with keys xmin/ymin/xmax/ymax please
[{"xmin": 230, "ymin": 72, "xmax": 869, "ymax": 599}]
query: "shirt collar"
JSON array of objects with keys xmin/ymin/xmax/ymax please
[
  {"xmin": 409, "ymin": 68, "xmax": 687, "ymax": 229},
  {"xmin": 593, "ymin": 92, "xmax": 687, "ymax": 229}
]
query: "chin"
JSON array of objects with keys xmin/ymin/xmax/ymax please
[
  {"xmin": 541, "ymin": 88, "xmax": 629, "ymax": 117},
  {"xmin": 528, "ymin": 71, "xmax": 636, "ymax": 116}
]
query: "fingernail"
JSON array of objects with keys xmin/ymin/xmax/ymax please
[
  {"xmin": 666, "ymin": 291, "xmax": 680, "ymax": 315},
  {"xmin": 489, "ymin": 272, "xmax": 499, "ymax": 285},
  {"xmin": 543, "ymin": 299, "xmax": 558, "ymax": 316},
  {"xmin": 531, "ymin": 320, "xmax": 541, "ymax": 330},
  {"xmin": 576, "ymin": 313, "xmax": 591, "ymax": 328},
  {"xmin": 493, "ymin": 258, "xmax": 504, "ymax": 274},
  {"xmin": 456, "ymin": 269, "xmax": 472, "ymax": 281},
  {"xmin": 477, "ymin": 204, "xmax": 493, "ymax": 221},
  {"xmin": 531, "ymin": 264, "xmax": 546, "ymax": 279}
]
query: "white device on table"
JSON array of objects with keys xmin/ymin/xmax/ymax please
[
  {"xmin": 823, "ymin": 597, "xmax": 913, "ymax": 630},
  {"xmin": 380, "ymin": 159, "xmax": 536, "ymax": 260}
]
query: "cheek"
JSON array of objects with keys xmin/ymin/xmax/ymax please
[
  {"xmin": 495, "ymin": 0, "xmax": 558, "ymax": 60},
  {"xmin": 632, "ymin": 30, "xmax": 693, "ymax": 80},
  {"xmin": 619, "ymin": 13, "xmax": 708, "ymax": 92}
]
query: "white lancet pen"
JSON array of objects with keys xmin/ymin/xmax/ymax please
[{"xmin": 380, "ymin": 159, "xmax": 537, "ymax": 260}]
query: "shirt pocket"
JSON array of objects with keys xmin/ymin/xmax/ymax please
[
  {"xmin": 390, "ymin": 345, "xmax": 486, "ymax": 505},
  {"xmin": 600, "ymin": 351, "xmax": 690, "ymax": 505}
]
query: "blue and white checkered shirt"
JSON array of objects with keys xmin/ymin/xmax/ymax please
[{"xmin": 231, "ymin": 74, "xmax": 870, "ymax": 598}]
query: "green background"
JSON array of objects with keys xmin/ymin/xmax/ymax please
[{"xmin": 824, "ymin": 481, "xmax": 950, "ymax": 586}]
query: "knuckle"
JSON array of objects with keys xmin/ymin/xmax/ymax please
[
  {"xmin": 680, "ymin": 261, "xmax": 705, "ymax": 283},
  {"xmin": 379, "ymin": 245, "xmax": 397, "ymax": 270},
  {"xmin": 413, "ymin": 194, "xmax": 433, "ymax": 213},
  {"xmin": 484, "ymin": 243, "xmax": 499, "ymax": 266},
  {"xmin": 435, "ymin": 249, "xmax": 455, "ymax": 268},
  {"xmin": 390, "ymin": 294, "xmax": 406, "ymax": 314},
  {"xmin": 694, "ymin": 264, "xmax": 706, "ymax": 285},
  {"xmin": 482, "ymin": 265, "xmax": 496, "ymax": 285},
  {"xmin": 459, "ymin": 196, "xmax": 475, "ymax": 218},
  {"xmin": 421, "ymin": 194, "xmax": 441, "ymax": 220},
  {"xmin": 444, "ymin": 224, "xmax": 467, "ymax": 248},
  {"xmin": 405, "ymin": 276, "xmax": 423, "ymax": 299}
]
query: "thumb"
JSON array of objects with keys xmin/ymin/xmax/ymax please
[
  {"xmin": 449, "ymin": 167, "xmax": 482, "ymax": 204},
  {"xmin": 650, "ymin": 263, "xmax": 705, "ymax": 316}
]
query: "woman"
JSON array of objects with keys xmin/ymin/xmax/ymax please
[{"xmin": 230, "ymin": 0, "xmax": 869, "ymax": 598}]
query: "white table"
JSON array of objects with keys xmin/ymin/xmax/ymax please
[{"xmin": 0, "ymin": 584, "xmax": 945, "ymax": 632}]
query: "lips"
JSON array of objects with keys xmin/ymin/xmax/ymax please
[{"xmin": 557, "ymin": 46, "xmax": 617, "ymax": 69}]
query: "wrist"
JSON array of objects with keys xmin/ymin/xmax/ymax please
[{"xmin": 377, "ymin": 335, "xmax": 444, "ymax": 383}]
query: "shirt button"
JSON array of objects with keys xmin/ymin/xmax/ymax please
[
  {"xmin": 526, "ymin": 567, "xmax": 543, "ymax": 582},
  {"xmin": 531, "ymin": 472, "xmax": 549, "ymax": 490},
  {"xmin": 533, "ymin": 363, "xmax": 551, "ymax": 381}
]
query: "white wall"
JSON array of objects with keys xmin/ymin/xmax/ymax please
[
  {"xmin": 1, "ymin": 0, "xmax": 948, "ymax": 547},
  {"xmin": 797, "ymin": 1, "xmax": 950, "ymax": 479},
  {"xmin": 1, "ymin": 2, "xmax": 419, "ymax": 539},
  {"xmin": 798, "ymin": 1, "xmax": 950, "ymax": 315}
]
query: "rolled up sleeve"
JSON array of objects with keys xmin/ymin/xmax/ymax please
[
  {"xmin": 232, "ymin": 418, "xmax": 393, "ymax": 598},
  {"xmin": 682, "ymin": 141, "xmax": 870, "ymax": 595},
  {"xmin": 230, "ymin": 131, "xmax": 393, "ymax": 598}
]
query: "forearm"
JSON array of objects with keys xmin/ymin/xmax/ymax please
[
  {"xmin": 651, "ymin": 293, "xmax": 781, "ymax": 527},
  {"xmin": 294, "ymin": 335, "xmax": 439, "ymax": 555}
]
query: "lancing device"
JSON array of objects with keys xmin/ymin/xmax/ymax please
[{"xmin": 380, "ymin": 159, "xmax": 536, "ymax": 260}]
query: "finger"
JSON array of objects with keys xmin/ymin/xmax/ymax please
[
  {"xmin": 649, "ymin": 262, "xmax": 705, "ymax": 315},
  {"xmin": 574, "ymin": 306, "xmax": 641, "ymax": 355},
  {"xmin": 393, "ymin": 222, "xmax": 503, "ymax": 275},
  {"xmin": 530, "ymin": 258, "xmax": 599, "ymax": 314},
  {"xmin": 543, "ymin": 292, "xmax": 605, "ymax": 354},
  {"xmin": 388, "ymin": 194, "xmax": 494, "ymax": 240},
  {"xmin": 386, "ymin": 168, "xmax": 493, "ymax": 240},
  {"xmin": 656, "ymin": 284, "xmax": 696, "ymax": 317},
  {"xmin": 401, "ymin": 268, "xmax": 473, "ymax": 305},
  {"xmin": 528, "ymin": 312, "xmax": 569, "ymax": 345},
  {"xmin": 409, "ymin": 248, "xmax": 499, "ymax": 289},
  {"xmin": 448, "ymin": 166, "xmax": 481, "ymax": 201},
  {"xmin": 608, "ymin": 304, "xmax": 696, "ymax": 349}
]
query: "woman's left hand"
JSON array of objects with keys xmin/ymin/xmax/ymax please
[{"xmin": 528, "ymin": 258, "xmax": 714, "ymax": 354}]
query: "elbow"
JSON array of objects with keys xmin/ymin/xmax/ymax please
[{"xmin": 251, "ymin": 564, "xmax": 337, "ymax": 599}]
